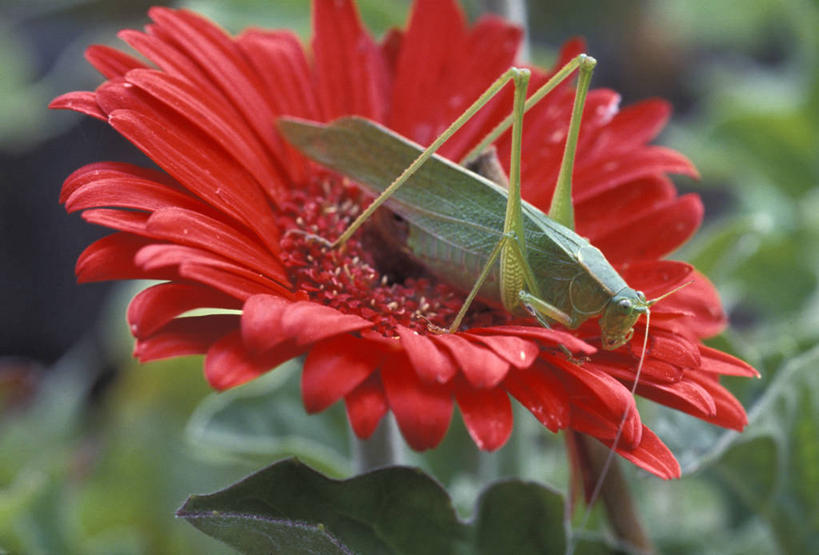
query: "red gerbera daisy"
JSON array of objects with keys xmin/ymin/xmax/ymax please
[{"xmin": 51, "ymin": 0, "xmax": 758, "ymax": 479}]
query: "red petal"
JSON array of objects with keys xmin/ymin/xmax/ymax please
[
  {"xmin": 594, "ymin": 194, "xmax": 703, "ymax": 263},
  {"xmin": 147, "ymin": 8, "xmax": 289, "ymax": 179},
  {"xmin": 345, "ymin": 374, "xmax": 389, "ymax": 439},
  {"xmin": 49, "ymin": 91, "xmax": 106, "ymax": 120},
  {"xmin": 127, "ymin": 282, "xmax": 241, "ymax": 339},
  {"xmin": 133, "ymin": 244, "xmax": 287, "ymax": 299},
  {"xmin": 205, "ymin": 330, "xmax": 293, "ymax": 390},
  {"xmin": 699, "ymin": 346, "xmax": 760, "ymax": 378},
  {"xmin": 381, "ymin": 355, "xmax": 453, "ymax": 450},
  {"xmin": 302, "ymin": 334, "xmax": 383, "ymax": 413},
  {"xmin": 504, "ymin": 365, "xmax": 569, "ymax": 432},
  {"xmin": 586, "ymin": 357, "xmax": 684, "ymax": 385},
  {"xmin": 64, "ymin": 176, "xmax": 208, "ymax": 215},
  {"xmin": 462, "ymin": 332, "xmax": 539, "ymax": 369},
  {"xmin": 145, "ymin": 207, "xmax": 288, "ymax": 285},
  {"xmin": 179, "ymin": 262, "xmax": 290, "ymax": 300},
  {"xmin": 518, "ymin": 88, "xmax": 620, "ymax": 208},
  {"xmin": 241, "ymin": 295, "xmax": 373, "ymax": 355},
  {"xmin": 61, "ymin": 161, "xmax": 179, "ymax": 204},
  {"xmin": 238, "ymin": 29, "xmax": 319, "ymax": 182},
  {"xmin": 125, "ymin": 68, "xmax": 287, "ymax": 199},
  {"xmin": 396, "ymin": 326, "xmax": 457, "ymax": 384},
  {"xmin": 455, "ymin": 378, "xmax": 512, "ymax": 451},
  {"xmin": 96, "ymin": 71, "xmax": 280, "ymax": 225},
  {"xmin": 575, "ymin": 176, "xmax": 677, "ymax": 240},
  {"xmin": 684, "ymin": 372, "xmax": 749, "ymax": 430},
  {"xmin": 312, "ymin": 0, "xmax": 389, "ymax": 121},
  {"xmin": 82, "ymin": 209, "xmax": 149, "ymax": 234},
  {"xmin": 569, "ymin": 406, "xmax": 627, "ymax": 443},
  {"xmin": 433, "ymin": 15, "xmax": 524, "ymax": 160},
  {"xmin": 75, "ymin": 233, "xmax": 173, "ymax": 282},
  {"xmin": 389, "ymin": 0, "xmax": 467, "ymax": 141},
  {"xmin": 380, "ymin": 28, "xmax": 403, "ymax": 72},
  {"xmin": 598, "ymin": 426, "xmax": 681, "ymax": 479},
  {"xmin": 107, "ymin": 108, "xmax": 281, "ymax": 255},
  {"xmin": 630, "ymin": 327, "xmax": 701, "ymax": 369},
  {"xmin": 575, "ymin": 145, "xmax": 699, "ymax": 199},
  {"xmin": 552, "ymin": 356, "xmax": 642, "ymax": 448},
  {"xmin": 636, "ymin": 378, "xmax": 717, "ymax": 417},
  {"xmin": 238, "ymin": 30, "xmax": 320, "ymax": 120},
  {"xmin": 580, "ymin": 88, "xmax": 622, "ymax": 130},
  {"xmin": 618, "ymin": 260, "xmax": 694, "ymax": 298},
  {"xmin": 553, "ymin": 38, "xmax": 587, "ymax": 71},
  {"xmin": 118, "ymin": 28, "xmax": 221, "ymax": 98},
  {"xmin": 85, "ymin": 44, "xmax": 148, "ymax": 78},
  {"xmin": 134, "ymin": 314, "xmax": 238, "ymax": 362},
  {"xmin": 593, "ymin": 99, "xmax": 671, "ymax": 152},
  {"xmin": 469, "ymin": 325, "xmax": 596, "ymax": 355},
  {"xmin": 432, "ymin": 333, "xmax": 510, "ymax": 388},
  {"xmin": 658, "ymin": 272, "xmax": 727, "ymax": 338}
]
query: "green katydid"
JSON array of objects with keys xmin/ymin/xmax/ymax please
[{"xmin": 277, "ymin": 54, "xmax": 678, "ymax": 352}]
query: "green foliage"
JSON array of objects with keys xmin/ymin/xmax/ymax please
[
  {"xmin": 178, "ymin": 458, "xmax": 569, "ymax": 554},
  {"xmin": 179, "ymin": 0, "xmax": 409, "ymax": 38},
  {"xmin": 0, "ymin": 332, "xmax": 250, "ymax": 554}
]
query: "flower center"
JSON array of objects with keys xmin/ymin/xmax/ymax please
[{"xmin": 279, "ymin": 172, "xmax": 509, "ymax": 335}]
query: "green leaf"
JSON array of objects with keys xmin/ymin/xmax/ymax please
[
  {"xmin": 177, "ymin": 459, "xmax": 571, "ymax": 554},
  {"xmin": 176, "ymin": 512, "xmax": 351, "ymax": 555},
  {"xmin": 473, "ymin": 481, "xmax": 565, "ymax": 555},
  {"xmin": 177, "ymin": 459, "xmax": 469, "ymax": 554}
]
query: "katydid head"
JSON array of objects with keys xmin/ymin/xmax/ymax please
[
  {"xmin": 599, "ymin": 281, "xmax": 694, "ymax": 350},
  {"xmin": 599, "ymin": 289, "xmax": 649, "ymax": 350}
]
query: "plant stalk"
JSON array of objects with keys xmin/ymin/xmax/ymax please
[
  {"xmin": 578, "ymin": 434, "xmax": 654, "ymax": 554},
  {"xmin": 353, "ymin": 416, "xmax": 400, "ymax": 473}
]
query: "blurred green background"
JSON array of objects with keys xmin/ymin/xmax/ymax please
[{"xmin": 1, "ymin": 0, "xmax": 817, "ymax": 553}]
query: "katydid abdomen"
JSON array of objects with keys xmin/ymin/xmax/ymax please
[{"xmin": 279, "ymin": 116, "xmax": 641, "ymax": 346}]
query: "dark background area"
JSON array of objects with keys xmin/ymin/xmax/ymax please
[{"xmin": 1, "ymin": 1, "xmax": 173, "ymax": 364}]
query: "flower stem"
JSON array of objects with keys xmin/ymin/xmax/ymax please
[
  {"xmin": 579, "ymin": 434, "xmax": 654, "ymax": 554},
  {"xmin": 353, "ymin": 416, "xmax": 401, "ymax": 473}
]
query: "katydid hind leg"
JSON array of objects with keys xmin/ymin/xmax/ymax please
[
  {"xmin": 473, "ymin": 57, "xmax": 588, "ymax": 335},
  {"xmin": 459, "ymin": 53, "xmax": 597, "ymax": 233},
  {"xmin": 549, "ymin": 54, "xmax": 596, "ymax": 231},
  {"xmin": 461, "ymin": 53, "xmax": 595, "ymax": 166},
  {"xmin": 498, "ymin": 66, "xmax": 534, "ymax": 313},
  {"xmin": 470, "ymin": 54, "xmax": 598, "ymax": 321},
  {"xmin": 330, "ymin": 67, "xmax": 530, "ymax": 249}
]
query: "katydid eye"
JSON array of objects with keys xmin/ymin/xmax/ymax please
[{"xmin": 617, "ymin": 299, "xmax": 632, "ymax": 313}]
